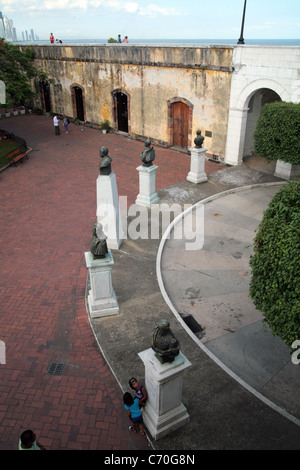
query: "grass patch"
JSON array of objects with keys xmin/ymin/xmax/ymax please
[{"xmin": 0, "ymin": 139, "xmax": 27, "ymax": 169}]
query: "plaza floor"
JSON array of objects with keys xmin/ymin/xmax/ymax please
[{"xmin": 0, "ymin": 113, "xmax": 299, "ymax": 451}]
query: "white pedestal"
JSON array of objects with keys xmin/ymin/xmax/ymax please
[
  {"xmin": 96, "ymin": 171, "xmax": 125, "ymax": 249},
  {"xmin": 138, "ymin": 348, "xmax": 191, "ymax": 440},
  {"xmin": 187, "ymin": 147, "xmax": 208, "ymax": 184},
  {"xmin": 274, "ymin": 159, "xmax": 300, "ymax": 181},
  {"xmin": 136, "ymin": 165, "xmax": 159, "ymax": 207},
  {"xmin": 85, "ymin": 251, "xmax": 119, "ymax": 318}
]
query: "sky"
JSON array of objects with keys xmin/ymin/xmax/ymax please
[{"xmin": 1, "ymin": 0, "xmax": 299, "ymax": 41}]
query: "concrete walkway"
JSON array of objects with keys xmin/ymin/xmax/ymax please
[
  {"xmin": 158, "ymin": 183, "xmax": 300, "ymax": 420},
  {"xmin": 91, "ymin": 172, "xmax": 300, "ymax": 450},
  {"xmin": 0, "ymin": 113, "xmax": 299, "ymax": 450}
]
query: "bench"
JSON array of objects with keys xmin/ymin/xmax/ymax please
[{"xmin": 7, "ymin": 148, "xmax": 29, "ymax": 166}]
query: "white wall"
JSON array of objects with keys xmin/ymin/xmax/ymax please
[{"xmin": 225, "ymin": 46, "xmax": 300, "ymax": 165}]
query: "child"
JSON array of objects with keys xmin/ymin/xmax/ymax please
[
  {"xmin": 123, "ymin": 392, "xmax": 146, "ymax": 437},
  {"xmin": 63, "ymin": 114, "xmax": 69, "ymax": 134},
  {"xmin": 129, "ymin": 377, "xmax": 147, "ymax": 408},
  {"xmin": 18, "ymin": 429, "xmax": 46, "ymax": 450}
]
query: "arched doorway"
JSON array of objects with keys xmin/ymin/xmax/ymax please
[
  {"xmin": 173, "ymin": 102, "xmax": 189, "ymax": 148},
  {"xmin": 39, "ymin": 81, "xmax": 51, "ymax": 113},
  {"xmin": 243, "ymin": 88, "xmax": 281, "ymax": 157},
  {"xmin": 112, "ymin": 90, "xmax": 129, "ymax": 133},
  {"xmin": 167, "ymin": 98, "xmax": 193, "ymax": 150},
  {"xmin": 225, "ymin": 78, "xmax": 289, "ymax": 165},
  {"xmin": 71, "ymin": 84, "xmax": 85, "ymax": 121}
]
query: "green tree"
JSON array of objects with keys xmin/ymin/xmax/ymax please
[
  {"xmin": 0, "ymin": 39, "xmax": 47, "ymax": 108},
  {"xmin": 249, "ymin": 181, "xmax": 300, "ymax": 348},
  {"xmin": 254, "ymin": 101, "xmax": 300, "ymax": 165}
]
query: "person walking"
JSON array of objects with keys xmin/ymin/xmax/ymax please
[
  {"xmin": 50, "ymin": 33, "xmax": 54, "ymax": 44},
  {"xmin": 63, "ymin": 114, "xmax": 69, "ymax": 134}
]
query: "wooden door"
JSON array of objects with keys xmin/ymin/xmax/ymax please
[{"xmin": 173, "ymin": 102, "xmax": 189, "ymax": 148}]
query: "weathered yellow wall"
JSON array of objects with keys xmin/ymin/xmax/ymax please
[{"xmin": 28, "ymin": 44, "xmax": 233, "ymax": 159}]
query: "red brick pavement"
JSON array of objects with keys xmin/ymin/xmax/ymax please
[{"xmin": 0, "ymin": 114, "xmax": 221, "ymax": 450}]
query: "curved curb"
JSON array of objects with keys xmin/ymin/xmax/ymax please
[
  {"xmin": 156, "ymin": 181, "xmax": 300, "ymax": 428},
  {"xmin": 84, "ymin": 271, "xmax": 154, "ymax": 449}
]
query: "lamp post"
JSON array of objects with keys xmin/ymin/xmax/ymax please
[{"xmin": 237, "ymin": 0, "xmax": 247, "ymax": 44}]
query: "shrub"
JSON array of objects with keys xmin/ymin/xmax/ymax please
[
  {"xmin": 33, "ymin": 107, "xmax": 43, "ymax": 115},
  {"xmin": 249, "ymin": 181, "xmax": 300, "ymax": 348},
  {"xmin": 254, "ymin": 102, "xmax": 300, "ymax": 165},
  {"xmin": 100, "ymin": 120, "xmax": 110, "ymax": 131},
  {"xmin": 0, "ymin": 39, "xmax": 49, "ymax": 109}
]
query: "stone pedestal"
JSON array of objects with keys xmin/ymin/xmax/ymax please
[
  {"xmin": 187, "ymin": 147, "xmax": 208, "ymax": 184},
  {"xmin": 96, "ymin": 171, "xmax": 125, "ymax": 249},
  {"xmin": 138, "ymin": 348, "xmax": 191, "ymax": 440},
  {"xmin": 136, "ymin": 165, "xmax": 159, "ymax": 207},
  {"xmin": 85, "ymin": 250, "xmax": 119, "ymax": 318},
  {"xmin": 274, "ymin": 159, "xmax": 300, "ymax": 180}
]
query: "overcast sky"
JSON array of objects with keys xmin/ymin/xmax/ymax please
[{"xmin": 1, "ymin": 0, "xmax": 299, "ymax": 40}]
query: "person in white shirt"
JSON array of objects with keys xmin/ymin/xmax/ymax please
[{"xmin": 53, "ymin": 114, "xmax": 60, "ymax": 136}]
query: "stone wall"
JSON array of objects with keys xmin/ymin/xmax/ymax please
[{"xmin": 25, "ymin": 44, "xmax": 234, "ymax": 160}]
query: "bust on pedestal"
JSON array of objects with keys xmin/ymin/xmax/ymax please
[
  {"xmin": 136, "ymin": 139, "xmax": 159, "ymax": 207},
  {"xmin": 187, "ymin": 130, "xmax": 208, "ymax": 184},
  {"xmin": 99, "ymin": 146, "xmax": 112, "ymax": 176},
  {"xmin": 96, "ymin": 146, "xmax": 124, "ymax": 249},
  {"xmin": 138, "ymin": 320, "xmax": 191, "ymax": 440},
  {"xmin": 85, "ymin": 222, "xmax": 119, "ymax": 318}
]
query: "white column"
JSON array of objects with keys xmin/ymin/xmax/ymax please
[
  {"xmin": 224, "ymin": 107, "xmax": 249, "ymax": 166},
  {"xmin": 187, "ymin": 147, "xmax": 208, "ymax": 183},
  {"xmin": 138, "ymin": 348, "xmax": 191, "ymax": 440},
  {"xmin": 135, "ymin": 164, "xmax": 159, "ymax": 207},
  {"xmin": 96, "ymin": 171, "xmax": 125, "ymax": 249}
]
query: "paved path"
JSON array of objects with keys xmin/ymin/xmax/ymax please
[
  {"xmin": 0, "ymin": 114, "xmax": 219, "ymax": 450},
  {"xmin": 159, "ymin": 184, "xmax": 300, "ymax": 420},
  {"xmin": 1, "ymin": 114, "xmax": 299, "ymax": 450},
  {"xmin": 91, "ymin": 177, "xmax": 300, "ymax": 450}
]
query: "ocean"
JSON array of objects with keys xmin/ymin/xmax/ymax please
[{"xmin": 16, "ymin": 38, "xmax": 300, "ymax": 46}]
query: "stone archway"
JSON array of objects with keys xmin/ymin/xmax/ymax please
[
  {"xmin": 167, "ymin": 98, "xmax": 193, "ymax": 149},
  {"xmin": 225, "ymin": 79, "xmax": 289, "ymax": 165},
  {"xmin": 243, "ymin": 88, "xmax": 281, "ymax": 157},
  {"xmin": 112, "ymin": 89, "xmax": 130, "ymax": 133},
  {"xmin": 39, "ymin": 81, "xmax": 52, "ymax": 113},
  {"xmin": 71, "ymin": 84, "xmax": 85, "ymax": 121}
]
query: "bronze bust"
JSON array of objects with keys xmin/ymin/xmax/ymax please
[
  {"xmin": 194, "ymin": 130, "xmax": 204, "ymax": 148},
  {"xmin": 141, "ymin": 138, "xmax": 155, "ymax": 167},
  {"xmin": 90, "ymin": 222, "xmax": 108, "ymax": 259},
  {"xmin": 151, "ymin": 319, "xmax": 180, "ymax": 363},
  {"xmin": 99, "ymin": 146, "xmax": 112, "ymax": 175}
]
